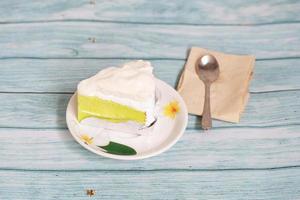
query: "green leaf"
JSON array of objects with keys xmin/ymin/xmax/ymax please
[{"xmin": 98, "ymin": 142, "xmax": 137, "ymax": 155}]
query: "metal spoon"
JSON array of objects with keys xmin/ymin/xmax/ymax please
[{"xmin": 195, "ymin": 54, "xmax": 220, "ymax": 130}]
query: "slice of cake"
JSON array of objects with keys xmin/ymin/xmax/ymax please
[{"xmin": 77, "ymin": 60, "xmax": 156, "ymax": 126}]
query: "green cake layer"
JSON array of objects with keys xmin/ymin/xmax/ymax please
[{"xmin": 77, "ymin": 95, "xmax": 146, "ymax": 124}]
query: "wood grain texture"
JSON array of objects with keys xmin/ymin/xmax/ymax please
[
  {"xmin": 0, "ymin": 168, "xmax": 299, "ymax": 200},
  {"xmin": 1, "ymin": 127, "xmax": 299, "ymax": 171},
  {"xmin": 0, "ymin": 22, "xmax": 300, "ymax": 59},
  {"xmin": 0, "ymin": 58, "xmax": 299, "ymax": 93},
  {"xmin": 1, "ymin": 90, "xmax": 299, "ymax": 129},
  {"xmin": 0, "ymin": 0, "xmax": 300, "ymax": 25},
  {"xmin": 1, "ymin": 1, "xmax": 300, "ymax": 198}
]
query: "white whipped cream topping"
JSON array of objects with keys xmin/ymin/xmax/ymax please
[{"xmin": 77, "ymin": 60, "xmax": 156, "ymax": 125}]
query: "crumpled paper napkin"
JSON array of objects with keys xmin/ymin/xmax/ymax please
[{"xmin": 177, "ymin": 47, "xmax": 255, "ymax": 123}]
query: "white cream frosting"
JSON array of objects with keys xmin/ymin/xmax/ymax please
[{"xmin": 77, "ymin": 60, "xmax": 156, "ymax": 125}]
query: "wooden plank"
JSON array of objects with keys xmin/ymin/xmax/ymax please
[
  {"xmin": 0, "ymin": 58, "xmax": 299, "ymax": 93},
  {"xmin": 0, "ymin": 93, "xmax": 69, "ymax": 129},
  {"xmin": 0, "ymin": 90, "xmax": 299, "ymax": 129},
  {"xmin": 0, "ymin": 168, "xmax": 299, "ymax": 199},
  {"xmin": 0, "ymin": 22, "xmax": 300, "ymax": 59},
  {"xmin": 0, "ymin": 0, "xmax": 300, "ymax": 25},
  {"xmin": 1, "ymin": 126, "xmax": 299, "ymax": 170},
  {"xmin": 251, "ymin": 59, "xmax": 300, "ymax": 92}
]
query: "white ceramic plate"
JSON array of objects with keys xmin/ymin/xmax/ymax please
[{"xmin": 66, "ymin": 79, "xmax": 188, "ymax": 160}]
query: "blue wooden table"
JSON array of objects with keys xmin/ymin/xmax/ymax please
[{"xmin": 0, "ymin": 1, "xmax": 300, "ymax": 199}]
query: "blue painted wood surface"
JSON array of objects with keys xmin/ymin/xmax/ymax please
[
  {"xmin": 0, "ymin": 1, "xmax": 299, "ymax": 199},
  {"xmin": 1, "ymin": 127, "xmax": 300, "ymax": 171},
  {"xmin": 1, "ymin": 0, "xmax": 300, "ymax": 25},
  {"xmin": 0, "ymin": 22, "xmax": 299, "ymax": 59},
  {"xmin": 1, "ymin": 169, "xmax": 300, "ymax": 200}
]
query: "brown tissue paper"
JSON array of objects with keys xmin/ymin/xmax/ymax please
[{"xmin": 177, "ymin": 47, "xmax": 255, "ymax": 123}]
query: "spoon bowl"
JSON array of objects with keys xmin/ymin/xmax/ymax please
[{"xmin": 196, "ymin": 54, "xmax": 220, "ymax": 83}]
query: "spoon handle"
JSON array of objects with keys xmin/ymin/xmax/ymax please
[{"xmin": 202, "ymin": 83, "xmax": 212, "ymax": 130}]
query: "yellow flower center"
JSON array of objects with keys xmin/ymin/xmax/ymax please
[
  {"xmin": 80, "ymin": 134, "xmax": 93, "ymax": 145},
  {"xmin": 163, "ymin": 101, "xmax": 180, "ymax": 119}
]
